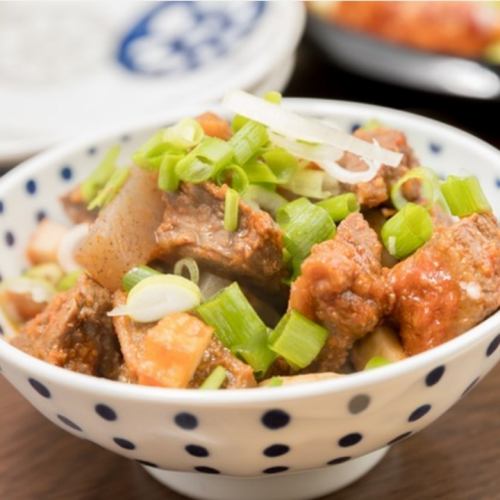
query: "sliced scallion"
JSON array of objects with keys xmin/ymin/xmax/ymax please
[
  {"xmin": 262, "ymin": 376, "xmax": 283, "ymax": 387},
  {"xmin": 224, "ymin": 187, "xmax": 240, "ymax": 232},
  {"xmin": 316, "ymin": 193, "xmax": 359, "ymax": 222},
  {"xmin": 262, "ymin": 148, "xmax": 298, "ymax": 184},
  {"xmin": 122, "ymin": 265, "xmax": 161, "ymax": 292},
  {"xmin": 263, "ymin": 90, "xmax": 282, "ymax": 104},
  {"xmin": 242, "ymin": 185, "xmax": 287, "ymax": 216},
  {"xmin": 24, "ymin": 263, "xmax": 64, "ymax": 286},
  {"xmin": 56, "ymin": 270, "xmax": 83, "ymax": 291},
  {"xmin": 282, "ymin": 168, "xmax": 332, "ymax": 199},
  {"xmin": 163, "ymin": 118, "xmax": 204, "ymax": 150},
  {"xmin": 269, "ymin": 310, "xmax": 328, "ymax": 370},
  {"xmin": 215, "ymin": 164, "xmax": 249, "ymax": 193},
  {"xmin": 81, "ymin": 145, "xmax": 120, "ymax": 203},
  {"xmin": 364, "ymin": 356, "xmax": 391, "ymax": 370},
  {"xmin": 391, "ymin": 167, "xmax": 440, "ymax": 210},
  {"xmin": 88, "ymin": 167, "xmax": 130, "ymax": 210},
  {"xmin": 244, "ymin": 159, "xmax": 278, "ymax": 184},
  {"xmin": 229, "ymin": 121, "xmax": 268, "ymax": 165},
  {"xmin": 158, "ymin": 154, "xmax": 181, "ymax": 192},
  {"xmin": 197, "ymin": 283, "xmax": 276, "ymax": 374},
  {"xmin": 133, "ymin": 130, "xmax": 179, "ymax": 170},
  {"xmin": 381, "ymin": 203, "xmax": 433, "ymax": 259},
  {"xmin": 173, "ymin": 258, "xmax": 200, "ymax": 285},
  {"xmin": 440, "ymin": 175, "xmax": 491, "ymax": 217},
  {"xmin": 200, "ymin": 366, "xmax": 227, "ymax": 390}
]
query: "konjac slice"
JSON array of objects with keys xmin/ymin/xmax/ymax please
[{"xmin": 76, "ymin": 167, "xmax": 165, "ymax": 290}]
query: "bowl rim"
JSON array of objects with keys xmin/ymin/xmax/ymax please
[{"xmin": 0, "ymin": 97, "xmax": 499, "ymax": 406}]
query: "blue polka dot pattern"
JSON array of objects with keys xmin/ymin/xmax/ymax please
[
  {"xmin": 87, "ymin": 146, "xmax": 97, "ymax": 156},
  {"xmin": 5, "ymin": 231, "xmax": 15, "ymax": 247},
  {"xmin": 95, "ymin": 403, "xmax": 117, "ymax": 421},
  {"xmin": 136, "ymin": 460, "xmax": 158, "ymax": 468},
  {"xmin": 57, "ymin": 414, "xmax": 82, "ymax": 432},
  {"xmin": 338, "ymin": 433, "xmax": 362, "ymax": 447},
  {"xmin": 263, "ymin": 466, "xmax": 289, "ymax": 474},
  {"xmin": 327, "ymin": 456, "xmax": 351, "ymax": 465},
  {"xmin": 348, "ymin": 394, "xmax": 370, "ymax": 414},
  {"xmin": 0, "ymin": 323, "xmax": 4, "ymax": 335},
  {"xmin": 387, "ymin": 431, "xmax": 412, "ymax": 445},
  {"xmin": 425, "ymin": 366, "xmax": 445, "ymax": 386},
  {"xmin": 25, "ymin": 179, "xmax": 37, "ymax": 195},
  {"xmin": 185, "ymin": 444, "xmax": 209, "ymax": 457},
  {"xmin": 113, "ymin": 437, "xmax": 136, "ymax": 450},
  {"xmin": 28, "ymin": 378, "xmax": 51, "ymax": 398},
  {"xmin": 409, "ymin": 404, "xmax": 431, "ymax": 422},
  {"xmin": 0, "ymin": 200, "xmax": 4, "ymax": 213},
  {"xmin": 194, "ymin": 466, "xmax": 219, "ymax": 474},
  {"xmin": 261, "ymin": 409, "xmax": 290, "ymax": 430},
  {"xmin": 174, "ymin": 412, "xmax": 198, "ymax": 430},
  {"xmin": 60, "ymin": 166, "xmax": 73, "ymax": 181},
  {"xmin": 350, "ymin": 123, "xmax": 361, "ymax": 133},
  {"xmin": 496, "ymin": 178, "xmax": 500, "ymax": 189},
  {"xmin": 429, "ymin": 142, "xmax": 442, "ymax": 154},
  {"xmin": 121, "ymin": 134, "xmax": 131, "ymax": 142},
  {"xmin": 263, "ymin": 444, "xmax": 290, "ymax": 457},
  {"xmin": 36, "ymin": 210, "xmax": 46, "ymax": 222},
  {"xmin": 486, "ymin": 334, "xmax": 500, "ymax": 357}
]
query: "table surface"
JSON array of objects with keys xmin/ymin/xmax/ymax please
[{"xmin": 1, "ymin": 34, "xmax": 500, "ymax": 500}]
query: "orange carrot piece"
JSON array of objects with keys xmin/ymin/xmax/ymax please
[{"xmin": 196, "ymin": 112, "xmax": 232, "ymax": 140}]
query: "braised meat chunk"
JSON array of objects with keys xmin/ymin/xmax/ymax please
[
  {"xmin": 11, "ymin": 274, "xmax": 122, "ymax": 378},
  {"xmin": 60, "ymin": 185, "xmax": 97, "ymax": 224},
  {"xmin": 339, "ymin": 127, "xmax": 418, "ymax": 208},
  {"xmin": 389, "ymin": 213, "xmax": 500, "ymax": 355},
  {"xmin": 156, "ymin": 182, "xmax": 286, "ymax": 289},
  {"xmin": 289, "ymin": 213, "xmax": 394, "ymax": 371}
]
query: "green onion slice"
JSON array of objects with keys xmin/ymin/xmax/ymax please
[
  {"xmin": 133, "ymin": 130, "xmax": 181, "ymax": 171},
  {"xmin": 381, "ymin": 203, "xmax": 433, "ymax": 260},
  {"xmin": 364, "ymin": 356, "xmax": 391, "ymax": 370},
  {"xmin": 197, "ymin": 282, "xmax": 276, "ymax": 374},
  {"xmin": 81, "ymin": 145, "xmax": 120, "ymax": 203},
  {"xmin": 242, "ymin": 185, "xmax": 287, "ymax": 216},
  {"xmin": 262, "ymin": 376, "xmax": 283, "ymax": 387},
  {"xmin": 24, "ymin": 263, "xmax": 64, "ymax": 286},
  {"xmin": 56, "ymin": 270, "xmax": 83, "ymax": 291},
  {"xmin": 282, "ymin": 168, "xmax": 333, "ymax": 200},
  {"xmin": 163, "ymin": 118, "xmax": 204, "ymax": 150},
  {"xmin": 173, "ymin": 258, "xmax": 200, "ymax": 285},
  {"xmin": 391, "ymin": 167, "xmax": 441, "ymax": 210},
  {"xmin": 244, "ymin": 159, "xmax": 278, "ymax": 184},
  {"xmin": 269, "ymin": 310, "xmax": 329, "ymax": 370},
  {"xmin": 88, "ymin": 167, "xmax": 130, "ymax": 210},
  {"xmin": 200, "ymin": 366, "xmax": 227, "ymax": 390},
  {"xmin": 262, "ymin": 148, "xmax": 298, "ymax": 184},
  {"xmin": 316, "ymin": 193, "xmax": 359, "ymax": 222},
  {"xmin": 361, "ymin": 119, "xmax": 382, "ymax": 131},
  {"xmin": 158, "ymin": 154, "xmax": 181, "ymax": 192},
  {"xmin": 440, "ymin": 175, "xmax": 491, "ymax": 218},
  {"xmin": 277, "ymin": 198, "xmax": 336, "ymax": 275},
  {"xmin": 229, "ymin": 121, "xmax": 268, "ymax": 165},
  {"xmin": 215, "ymin": 164, "xmax": 249, "ymax": 193},
  {"xmin": 122, "ymin": 265, "xmax": 162, "ymax": 292},
  {"xmin": 110, "ymin": 274, "xmax": 202, "ymax": 323},
  {"xmin": 224, "ymin": 187, "xmax": 240, "ymax": 232}
]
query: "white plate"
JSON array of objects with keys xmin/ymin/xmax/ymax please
[{"xmin": 0, "ymin": 1, "xmax": 305, "ymax": 164}]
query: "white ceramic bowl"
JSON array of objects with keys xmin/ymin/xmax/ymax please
[{"xmin": 0, "ymin": 100, "xmax": 499, "ymax": 500}]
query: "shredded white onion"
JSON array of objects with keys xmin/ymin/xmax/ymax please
[
  {"xmin": 223, "ymin": 90, "xmax": 403, "ymax": 167},
  {"xmin": 57, "ymin": 223, "xmax": 89, "ymax": 273}
]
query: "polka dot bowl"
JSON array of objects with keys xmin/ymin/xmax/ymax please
[{"xmin": 0, "ymin": 100, "xmax": 499, "ymax": 500}]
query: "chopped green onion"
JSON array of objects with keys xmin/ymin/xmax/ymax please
[
  {"xmin": 229, "ymin": 121, "xmax": 268, "ymax": 165},
  {"xmin": 242, "ymin": 185, "xmax": 287, "ymax": 216},
  {"xmin": 391, "ymin": 167, "xmax": 441, "ymax": 210},
  {"xmin": 122, "ymin": 265, "xmax": 161, "ymax": 292},
  {"xmin": 244, "ymin": 159, "xmax": 278, "ymax": 184},
  {"xmin": 24, "ymin": 263, "xmax": 64, "ymax": 286},
  {"xmin": 364, "ymin": 356, "xmax": 391, "ymax": 370},
  {"xmin": 215, "ymin": 164, "xmax": 249, "ymax": 193},
  {"xmin": 158, "ymin": 154, "xmax": 181, "ymax": 192},
  {"xmin": 381, "ymin": 203, "xmax": 433, "ymax": 259},
  {"xmin": 163, "ymin": 118, "xmax": 204, "ymax": 150},
  {"xmin": 262, "ymin": 376, "xmax": 283, "ymax": 387},
  {"xmin": 56, "ymin": 270, "xmax": 83, "ymax": 291},
  {"xmin": 176, "ymin": 137, "xmax": 233, "ymax": 183},
  {"xmin": 173, "ymin": 258, "xmax": 200, "ymax": 285},
  {"xmin": 110, "ymin": 274, "xmax": 202, "ymax": 323},
  {"xmin": 200, "ymin": 366, "xmax": 227, "ymax": 390},
  {"xmin": 88, "ymin": 167, "xmax": 130, "ymax": 210},
  {"xmin": 262, "ymin": 148, "xmax": 298, "ymax": 184},
  {"xmin": 316, "ymin": 193, "xmax": 359, "ymax": 222},
  {"xmin": 282, "ymin": 168, "xmax": 332, "ymax": 199},
  {"xmin": 268, "ymin": 310, "xmax": 328, "ymax": 370},
  {"xmin": 133, "ymin": 130, "xmax": 180, "ymax": 171},
  {"xmin": 361, "ymin": 119, "xmax": 382, "ymax": 131},
  {"xmin": 81, "ymin": 145, "xmax": 120, "ymax": 203},
  {"xmin": 440, "ymin": 175, "xmax": 491, "ymax": 217},
  {"xmin": 197, "ymin": 282, "xmax": 276, "ymax": 374},
  {"xmin": 277, "ymin": 198, "xmax": 336, "ymax": 273},
  {"xmin": 263, "ymin": 90, "xmax": 282, "ymax": 104},
  {"xmin": 224, "ymin": 187, "xmax": 240, "ymax": 232}
]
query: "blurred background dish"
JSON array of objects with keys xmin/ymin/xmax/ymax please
[
  {"xmin": 308, "ymin": 1, "xmax": 500, "ymax": 100},
  {"xmin": 0, "ymin": 1, "xmax": 304, "ymax": 166}
]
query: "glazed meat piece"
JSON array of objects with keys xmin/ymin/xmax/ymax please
[
  {"xmin": 339, "ymin": 127, "xmax": 418, "ymax": 208},
  {"xmin": 389, "ymin": 213, "xmax": 500, "ymax": 355},
  {"xmin": 189, "ymin": 337, "xmax": 257, "ymax": 389},
  {"xmin": 156, "ymin": 182, "xmax": 286, "ymax": 289},
  {"xmin": 289, "ymin": 213, "xmax": 394, "ymax": 371},
  {"xmin": 11, "ymin": 274, "xmax": 122, "ymax": 378},
  {"xmin": 60, "ymin": 185, "xmax": 97, "ymax": 224}
]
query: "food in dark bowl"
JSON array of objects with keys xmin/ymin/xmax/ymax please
[{"xmin": 3, "ymin": 91, "xmax": 500, "ymax": 390}]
